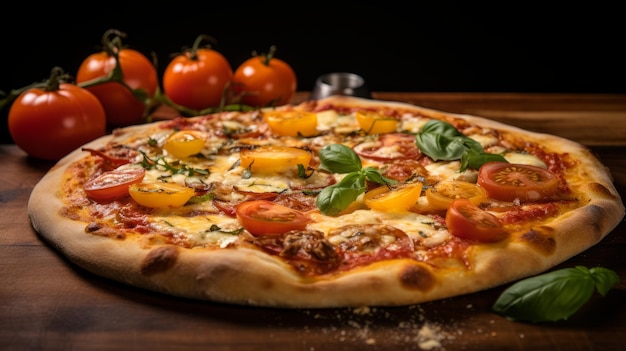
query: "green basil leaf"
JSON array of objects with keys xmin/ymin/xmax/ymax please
[
  {"xmin": 492, "ymin": 266, "xmax": 619, "ymax": 323},
  {"xmin": 316, "ymin": 184, "xmax": 364, "ymax": 216},
  {"xmin": 336, "ymin": 172, "xmax": 366, "ymax": 188},
  {"xmin": 362, "ymin": 167, "xmax": 397, "ymax": 186},
  {"xmin": 460, "ymin": 148, "xmax": 508, "ymax": 172},
  {"xmin": 420, "ymin": 120, "xmax": 463, "ymax": 137},
  {"xmin": 318, "ymin": 144, "xmax": 362, "ymax": 173},
  {"xmin": 589, "ymin": 266, "xmax": 620, "ymax": 296},
  {"xmin": 415, "ymin": 133, "xmax": 466, "ymax": 161},
  {"xmin": 416, "ymin": 119, "xmax": 508, "ymax": 170}
]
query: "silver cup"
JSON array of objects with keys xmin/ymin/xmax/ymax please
[{"xmin": 310, "ymin": 72, "xmax": 371, "ymax": 100}]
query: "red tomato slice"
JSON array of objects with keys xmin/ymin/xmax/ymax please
[
  {"xmin": 353, "ymin": 133, "xmax": 420, "ymax": 160},
  {"xmin": 477, "ymin": 162, "xmax": 559, "ymax": 202},
  {"xmin": 445, "ymin": 199, "xmax": 507, "ymax": 242},
  {"xmin": 84, "ymin": 168, "xmax": 146, "ymax": 203},
  {"xmin": 236, "ymin": 200, "xmax": 311, "ymax": 236}
]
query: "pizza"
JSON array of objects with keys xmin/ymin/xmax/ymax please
[{"xmin": 27, "ymin": 95, "xmax": 625, "ymax": 308}]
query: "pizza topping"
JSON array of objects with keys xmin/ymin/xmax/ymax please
[
  {"xmin": 251, "ymin": 230, "xmax": 340, "ymax": 275},
  {"xmin": 84, "ymin": 167, "xmax": 146, "ymax": 203},
  {"xmin": 239, "ymin": 145, "xmax": 312, "ymax": 174},
  {"xmin": 353, "ymin": 133, "xmax": 420, "ymax": 161},
  {"xmin": 445, "ymin": 199, "xmax": 507, "ymax": 242},
  {"xmin": 163, "ymin": 130, "xmax": 207, "ymax": 158},
  {"xmin": 128, "ymin": 182, "xmax": 195, "ymax": 208},
  {"xmin": 263, "ymin": 110, "xmax": 319, "ymax": 137},
  {"xmin": 82, "ymin": 146, "xmax": 139, "ymax": 171},
  {"xmin": 355, "ymin": 110, "xmax": 400, "ymax": 134},
  {"xmin": 236, "ymin": 200, "xmax": 312, "ymax": 236},
  {"xmin": 477, "ymin": 162, "xmax": 559, "ymax": 202},
  {"xmin": 502, "ymin": 152, "xmax": 547, "ymax": 168},
  {"xmin": 316, "ymin": 144, "xmax": 396, "ymax": 216},
  {"xmin": 415, "ymin": 119, "xmax": 507, "ymax": 172},
  {"xmin": 363, "ymin": 183, "xmax": 423, "ymax": 212},
  {"xmin": 330, "ymin": 224, "xmax": 413, "ymax": 253},
  {"xmin": 425, "ymin": 180, "xmax": 488, "ymax": 211}
]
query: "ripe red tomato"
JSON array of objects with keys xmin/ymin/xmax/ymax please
[
  {"xmin": 84, "ymin": 167, "xmax": 145, "ymax": 203},
  {"xmin": 8, "ymin": 69, "xmax": 106, "ymax": 161},
  {"xmin": 232, "ymin": 45, "xmax": 297, "ymax": 107},
  {"xmin": 76, "ymin": 30, "xmax": 158, "ymax": 127},
  {"xmin": 163, "ymin": 35, "xmax": 233, "ymax": 111},
  {"xmin": 445, "ymin": 199, "xmax": 507, "ymax": 242},
  {"xmin": 236, "ymin": 200, "xmax": 311, "ymax": 236},
  {"xmin": 477, "ymin": 162, "xmax": 559, "ymax": 202}
]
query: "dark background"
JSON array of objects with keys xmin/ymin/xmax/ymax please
[{"xmin": 2, "ymin": 3, "xmax": 624, "ymax": 144}]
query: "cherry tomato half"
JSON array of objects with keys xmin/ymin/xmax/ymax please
[
  {"xmin": 364, "ymin": 183, "xmax": 423, "ymax": 212},
  {"xmin": 8, "ymin": 78, "xmax": 106, "ymax": 161},
  {"xmin": 239, "ymin": 145, "xmax": 312, "ymax": 174},
  {"xmin": 233, "ymin": 46, "xmax": 296, "ymax": 107},
  {"xmin": 76, "ymin": 31, "xmax": 158, "ymax": 126},
  {"xmin": 163, "ymin": 130, "xmax": 207, "ymax": 158},
  {"xmin": 263, "ymin": 110, "xmax": 318, "ymax": 137},
  {"xmin": 477, "ymin": 162, "xmax": 559, "ymax": 202},
  {"xmin": 236, "ymin": 200, "xmax": 311, "ymax": 236},
  {"xmin": 84, "ymin": 167, "xmax": 146, "ymax": 203},
  {"xmin": 425, "ymin": 180, "xmax": 488, "ymax": 210},
  {"xmin": 129, "ymin": 182, "xmax": 195, "ymax": 208},
  {"xmin": 355, "ymin": 110, "xmax": 399, "ymax": 134},
  {"xmin": 163, "ymin": 35, "xmax": 233, "ymax": 111},
  {"xmin": 445, "ymin": 199, "xmax": 507, "ymax": 242}
]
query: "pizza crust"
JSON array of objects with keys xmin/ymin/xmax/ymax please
[{"xmin": 28, "ymin": 96, "xmax": 625, "ymax": 308}]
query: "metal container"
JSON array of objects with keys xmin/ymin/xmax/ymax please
[{"xmin": 310, "ymin": 72, "xmax": 371, "ymax": 100}]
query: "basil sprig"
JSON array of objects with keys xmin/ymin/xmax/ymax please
[
  {"xmin": 316, "ymin": 144, "xmax": 396, "ymax": 216},
  {"xmin": 492, "ymin": 266, "xmax": 619, "ymax": 323},
  {"xmin": 415, "ymin": 120, "xmax": 507, "ymax": 172}
]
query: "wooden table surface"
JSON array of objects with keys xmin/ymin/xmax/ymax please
[{"xmin": 2, "ymin": 92, "xmax": 626, "ymax": 351}]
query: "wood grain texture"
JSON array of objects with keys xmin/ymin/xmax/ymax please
[{"xmin": 2, "ymin": 93, "xmax": 625, "ymax": 351}]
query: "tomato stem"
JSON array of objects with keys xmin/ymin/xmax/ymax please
[
  {"xmin": 76, "ymin": 29, "xmax": 155, "ymax": 117},
  {"xmin": 251, "ymin": 45, "xmax": 278, "ymax": 66},
  {"xmin": 0, "ymin": 66, "xmax": 71, "ymax": 112},
  {"xmin": 189, "ymin": 34, "xmax": 217, "ymax": 61},
  {"xmin": 102, "ymin": 29, "xmax": 128, "ymax": 56}
]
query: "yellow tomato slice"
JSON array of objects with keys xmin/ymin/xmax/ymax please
[
  {"xmin": 425, "ymin": 180, "xmax": 488, "ymax": 211},
  {"xmin": 364, "ymin": 183, "xmax": 423, "ymax": 212},
  {"xmin": 129, "ymin": 182, "xmax": 195, "ymax": 208},
  {"xmin": 263, "ymin": 110, "xmax": 318, "ymax": 137},
  {"xmin": 355, "ymin": 110, "xmax": 399, "ymax": 134},
  {"xmin": 240, "ymin": 145, "xmax": 312, "ymax": 174},
  {"xmin": 163, "ymin": 130, "xmax": 206, "ymax": 158}
]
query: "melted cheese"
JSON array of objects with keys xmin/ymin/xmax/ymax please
[
  {"xmin": 149, "ymin": 213, "xmax": 240, "ymax": 247},
  {"xmin": 308, "ymin": 210, "xmax": 449, "ymax": 247},
  {"xmin": 504, "ymin": 152, "xmax": 547, "ymax": 168}
]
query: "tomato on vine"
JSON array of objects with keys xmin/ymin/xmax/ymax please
[
  {"xmin": 7, "ymin": 67, "xmax": 106, "ymax": 161},
  {"xmin": 76, "ymin": 29, "xmax": 158, "ymax": 127},
  {"xmin": 232, "ymin": 45, "xmax": 297, "ymax": 107},
  {"xmin": 162, "ymin": 34, "xmax": 233, "ymax": 112}
]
